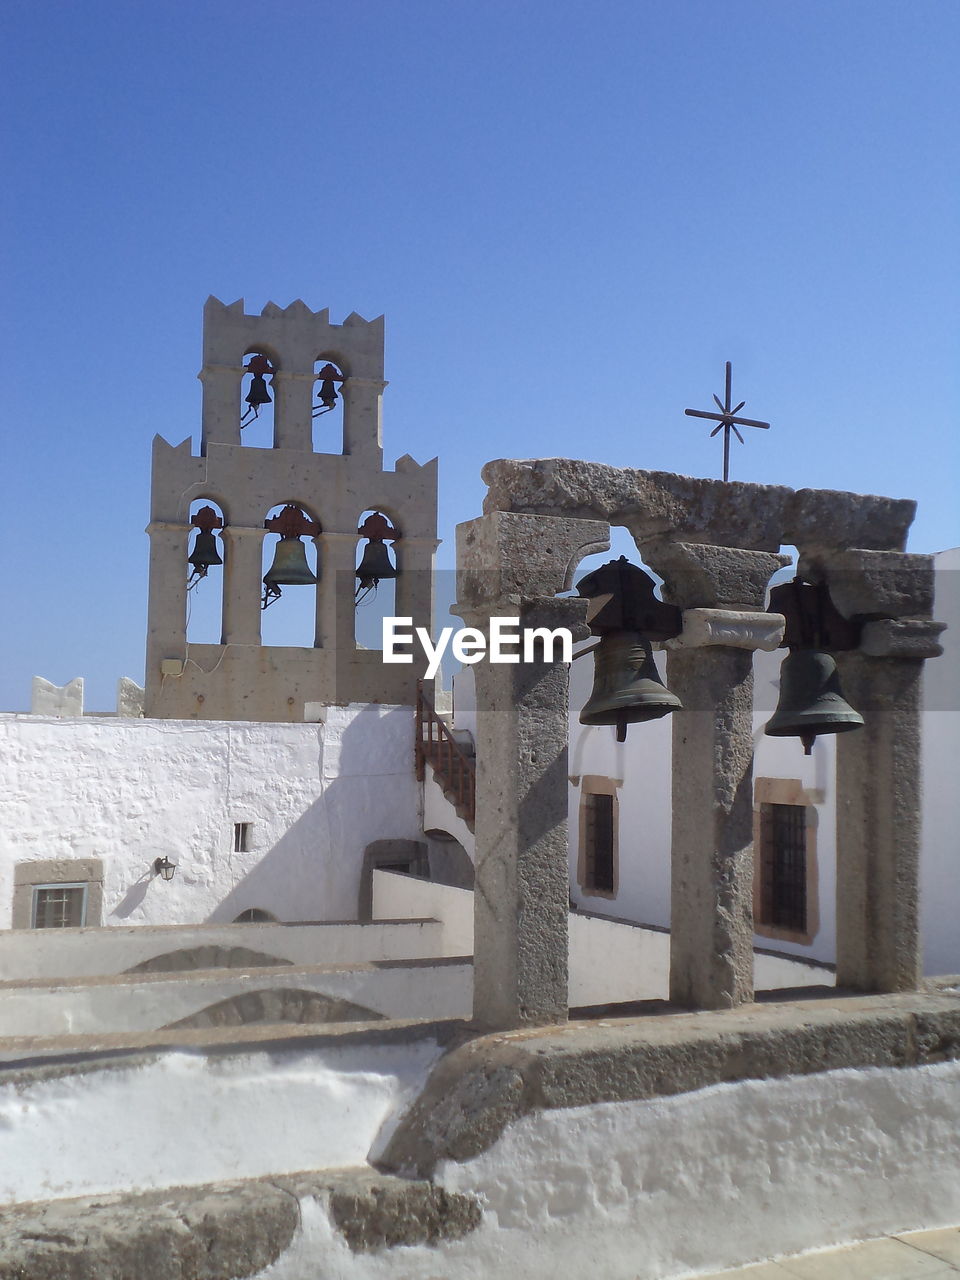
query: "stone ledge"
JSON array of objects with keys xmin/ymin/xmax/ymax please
[
  {"xmin": 378, "ymin": 988, "xmax": 960, "ymax": 1177},
  {"xmin": 0, "ymin": 1168, "xmax": 482, "ymax": 1280}
]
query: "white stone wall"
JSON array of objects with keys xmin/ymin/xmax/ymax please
[
  {"xmin": 372, "ymin": 872, "xmax": 834, "ymax": 1002},
  {"xmin": 0, "ymin": 704, "xmax": 420, "ymax": 932}
]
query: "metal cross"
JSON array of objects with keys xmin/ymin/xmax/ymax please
[{"xmin": 684, "ymin": 362, "xmax": 771, "ymax": 482}]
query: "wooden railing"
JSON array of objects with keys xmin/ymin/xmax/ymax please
[{"xmin": 415, "ymin": 681, "xmax": 476, "ymax": 826}]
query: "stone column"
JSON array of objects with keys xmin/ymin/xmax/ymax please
[
  {"xmin": 271, "ymin": 370, "xmax": 314, "ymax": 452},
  {"xmin": 220, "ymin": 527, "xmax": 266, "ymax": 645},
  {"xmin": 808, "ymin": 550, "xmax": 943, "ymax": 993},
  {"xmin": 199, "ymin": 364, "xmax": 242, "ymax": 450},
  {"xmin": 145, "ymin": 522, "xmax": 190, "ymax": 661},
  {"xmin": 649, "ymin": 542, "xmax": 788, "ymax": 1010},
  {"xmin": 395, "ymin": 536, "xmax": 439, "ymax": 642},
  {"xmin": 457, "ymin": 512, "xmax": 609, "ymax": 1030},
  {"xmin": 316, "ymin": 532, "xmax": 359, "ymax": 652},
  {"xmin": 341, "ymin": 377, "xmax": 385, "ymax": 470}
]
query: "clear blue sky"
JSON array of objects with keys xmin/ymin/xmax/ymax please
[{"xmin": 1, "ymin": 1, "xmax": 957, "ymax": 710}]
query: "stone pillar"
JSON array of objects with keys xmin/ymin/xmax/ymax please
[
  {"xmin": 221, "ymin": 527, "xmax": 266, "ymax": 645},
  {"xmin": 271, "ymin": 370, "xmax": 314, "ymax": 452},
  {"xmin": 145, "ymin": 523, "xmax": 190, "ymax": 662},
  {"xmin": 648, "ymin": 542, "xmax": 788, "ymax": 1010},
  {"xmin": 457, "ymin": 512, "xmax": 609, "ymax": 1030},
  {"xmin": 316, "ymin": 532, "xmax": 359, "ymax": 652},
  {"xmin": 807, "ymin": 550, "xmax": 944, "ymax": 993},
  {"xmin": 341, "ymin": 377, "xmax": 385, "ymax": 469},
  {"xmin": 395, "ymin": 536, "xmax": 439, "ymax": 640},
  {"xmin": 199, "ymin": 364, "xmax": 242, "ymax": 450}
]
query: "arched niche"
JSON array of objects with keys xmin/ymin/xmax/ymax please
[
  {"xmin": 565, "ymin": 526, "xmax": 676, "ymax": 929},
  {"xmin": 312, "ymin": 355, "xmax": 347, "ymax": 453},
  {"xmin": 354, "ymin": 508, "xmax": 399, "ymax": 650},
  {"xmin": 260, "ymin": 501, "xmax": 321, "ymax": 648},
  {"xmin": 186, "ymin": 498, "xmax": 226, "ymax": 645},
  {"xmin": 239, "ymin": 348, "xmax": 279, "ymax": 449}
]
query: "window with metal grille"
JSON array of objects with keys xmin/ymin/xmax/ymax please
[
  {"xmin": 32, "ymin": 884, "xmax": 87, "ymax": 929},
  {"xmin": 583, "ymin": 792, "xmax": 615, "ymax": 894},
  {"xmin": 233, "ymin": 823, "xmax": 251, "ymax": 853},
  {"xmin": 758, "ymin": 803, "xmax": 807, "ymax": 933}
]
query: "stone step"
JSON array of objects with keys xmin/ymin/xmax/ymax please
[{"xmin": 0, "ymin": 1167, "xmax": 481, "ymax": 1280}]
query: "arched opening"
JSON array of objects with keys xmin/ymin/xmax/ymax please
[
  {"xmin": 233, "ymin": 907, "xmax": 278, "ymax": 923},
  {"xmin": 239, "ymin": 350, "xmax": 277, "ymax": 449},
  {"xmin": 354, "ymin": 509, "xmax": 398, "ymax": 650},
  {"xmin": 186, "ymin": 498, "xmax": 226, "ymax": 645},
  {"xmin": 312, "ymin": 355, "xmax": 346, "ymax": 453},
  {"xmin": 260, "ymin": 502, "xmax": 321, "ymax": 647},
  {"xmin": 565, "ymin": 527, "xmax": 675, "ymax": 931}
]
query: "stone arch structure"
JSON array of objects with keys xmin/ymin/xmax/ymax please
[
  {"xmin": 458, "ymin": 458, "xmax": 943, "ymax": 1029},
  {"xmin": 144, "ymin": 299, "xmax": 439, "ymax": 719}
]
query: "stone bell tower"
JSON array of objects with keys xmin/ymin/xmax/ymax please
[{"xmin": 144, "ymin": 297, "xmax": 438, "ymax": 721}]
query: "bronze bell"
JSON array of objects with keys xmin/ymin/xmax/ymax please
[
  {"xmin": 263, "ymin": 538, "xmax": 318, "ymax": 588},
  {"xmin": 187, "ymin": 530, "xmax": 222, "ymax": 578},
  {"xmin": 764, "ymin": 649, "xmax": 864, "ymax": 755},
  {"xmin": 356, "ymin": 540, "xmax": 397, "ymax": 590},
  {"xmin": 580, "ymin": 633, "xmax": 682, "ymax": 742}
]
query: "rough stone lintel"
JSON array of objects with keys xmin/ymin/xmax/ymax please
[
  {"xmin": 378, "ymin": 987, "xmax": 960, "ymax": 1178},
  {"xmin": 0, "ymin": 1168, "xmax": 482, "ymax": 1279},
  {"xmin": 479, "ymin": 459, "xmax": 915, "ymax": 553}
]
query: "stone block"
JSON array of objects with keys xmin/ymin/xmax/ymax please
[
  {"xmin": 456, "ymin": 511, "xmax": 609, "ymax": 607},
  {"xmin": 785, "ymin": 487, "xmax": 916, "ymax": 554},
  {"xmin": 30, "ymin": 676, "xmax": 83, "ymax": 717},
  {"xmin": 800, "ymin": 550, "xmax": 936, "ymax": 619},
  {"xmin": 116, "ymin": 678, "xmax": 145, "ymax": 717},
  {"xmin": 644, "ymin": 542, "xmax": 789, "ymax": 609},
  {"xmin": 860, "ymin": 618, "xmax": 946, "ymax": 659},
  {"xmin": 665, "ymin": 608, "xmax": 785, "ymax": 651}
]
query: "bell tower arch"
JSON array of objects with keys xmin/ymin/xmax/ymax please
[{"xmin": 144, "ymin": 297, "xmax": 438, "ymax": 721}]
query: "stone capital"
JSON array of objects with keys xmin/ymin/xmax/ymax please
[
  {"xmin": 454, "ymin": 593, "xmax": 589, "ymax": 640},
  {"xmin": 643, "ymin": 541, "xmax": 789, "ymax": 610},
  {"xmin": 344, "ymin": 377, "xmax": 388, "ymax": 392},
  {"xmin": 665, "ymin": 608, "xmax": 785, "ymax": 652},
  {"xmin": 457, "ymin": 512, "xmax": 609, "ymax": 608},
  {"xmin": 799, "ymin": 549, "xmax": 935, "ymax": 619},
  {"xmin": 219, "ymin": 525, "xmax": 267, "ymax": 542},
  {"xmin": 859, "ymin": 617, "xmax": 947, "ymax": 660}
]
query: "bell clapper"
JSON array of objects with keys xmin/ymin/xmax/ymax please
[{"xmin": 801, "ymin": 730, "xmax": 817, "ymax": 756}]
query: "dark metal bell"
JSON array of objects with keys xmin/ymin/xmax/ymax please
[
  {"xmin": 245, "ymin": 373, "xmax": 272, "ymax": 408},
  {"xmin": 580, "ymin": 632, "xmax": 682, "ymax": 741},
  {"xmin": 356, "ymin": 540, "xmax": 398, "ymax": 589},
  {"xmin": 263, "ymin": 538, "xmax": 318, "ymax": 587},
  {"xmin": 188, "ymin": 530, "xmax": 222, "ymax": 573},
  {"xmin": 764, "ymin": 649, "xmax": 864, "ymax": 755}
]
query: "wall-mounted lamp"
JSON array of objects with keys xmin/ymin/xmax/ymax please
[{"xmin": 154, "ymin": 856, "xmax": 177, "ymax": 882}]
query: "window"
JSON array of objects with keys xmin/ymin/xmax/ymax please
[
  {"xmin": 32, "ymin": 883, "xmax": 87, "ymax": 929},
  {"xmin": 758, "ymin": 803, "xmax": 807, "ymax": 933},
  {"xmin": 579, "ymin": 783, "xmax": 618, "ymax": 897},
  {"xmin": 233, "ymin": 823, "xmax": 251, "ymax": 853},
  {"xmin": 233, "ymin": 908, "xmax": 277, "ymax": 923},
  {"xmin": 13, "ymin": 861, "xmax": 103, "ymax": 931}
]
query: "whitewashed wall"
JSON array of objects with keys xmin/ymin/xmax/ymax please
[
  {"xmin": 372, "ymin": 871, "xmax": 833, "ymax": 1002},
  {"xmin": 0, "ymin": 704, "xmax": 420, "ymax": 931}
]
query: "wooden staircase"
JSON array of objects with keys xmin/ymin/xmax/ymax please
[{"xmin": 415, "ymin": 681, "xmax": 476, "ymax": 831}]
